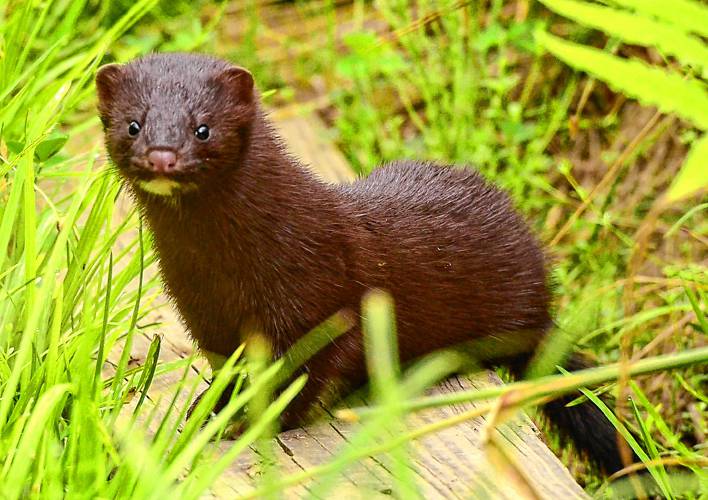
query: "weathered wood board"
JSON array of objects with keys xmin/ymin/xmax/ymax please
[
  {"xmin": 205, "ymin": 372, "xmax": 587, "ymax": 499},
  {"xmin": 114, "ymin": 112, "xmax": 587, "ymax": 499}
]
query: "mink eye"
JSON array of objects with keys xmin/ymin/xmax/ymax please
[
  {"xmin": 195, "ymin": 124, "xmax": 210, "ymax": 141},
  {"xmin": 128, "ymin": 121, "xmax": 141, "ymax": 136}
]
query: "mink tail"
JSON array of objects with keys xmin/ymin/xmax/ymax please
[
  {"xmin": 536, "ymin": 354, "xmax": 625, "ymax": 474},
  {"xmin": 502, "ymin": 352, "xmax": 625, "ymax": 474}
]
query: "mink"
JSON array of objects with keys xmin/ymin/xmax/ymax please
[{"xmin": 96, "ymin": 53, "xmax": 623, "ymax": 473}]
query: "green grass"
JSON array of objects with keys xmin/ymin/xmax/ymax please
[{"xmin": 1, "ymin": 0, "xmax": 707, "ymax": 498}]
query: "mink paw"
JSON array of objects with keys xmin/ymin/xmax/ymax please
[{"xmin": 185, "ymin": 383, "xmax": 235, "ymax": 421}]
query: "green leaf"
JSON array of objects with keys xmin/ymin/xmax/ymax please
[
  {"xmin": 474, "ymin": 22, "xmax": 507, "ymax": 52},
  {"xmin": 538, "ymin": 0, "xmax": 708, "ymax": 78},
  {"xmin": 536, "ymin": 30, "xmax": 708, "ymax": 130},
  {"xmin": 3, "ymin": 385, "xmax": 72, "ymax": 499},
  {"xmin": 5, "ymin": 140, "xmax": 24, "ymax": 155},
  {"xmin": 608, "ymin": 0, "xmax": 708, "ymax": 37},
  {"xmin": 337, "ymin": 31, "xmax": 406, "ymax": 79},
  {"xmin": 34, "ymin": 131, "xmax": 69, "ymax": 161},
  {"xmin": 667, "ymin": 133, "xmax": 708, "ymax": 201},
  {"xmin": 629, "ymin": 397, "xmax": 675, "ymax": 499}
]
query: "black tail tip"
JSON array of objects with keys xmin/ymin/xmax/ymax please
[
  {"xmin": 541, "ymin": 354, "xmax": 628, "ymax": 475},
  {"xmin": 543, "ymin": 393, "xmax": 626, "ymax": 474}
]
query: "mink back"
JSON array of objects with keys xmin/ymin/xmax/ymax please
[{"xmin": 341, "ymin": 160, "xmax": 552, "ymax": 360}]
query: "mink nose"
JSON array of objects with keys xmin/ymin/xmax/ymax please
[{"xmin": 147, "ymin": 150, "xmax": 177, "ymax": 173}]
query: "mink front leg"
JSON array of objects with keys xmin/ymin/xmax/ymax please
[
  {"xmin": 186, "ymin": 381, "xmax": 237, "ymax": 421},
  {"xmin": 186, "ymin": 329, "xmax": 367, "ymax": 431},
  {"xmin": 279, "ymin": 327, "xmax": 368, "ymax": 430}
]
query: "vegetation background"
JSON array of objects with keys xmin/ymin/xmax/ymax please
[{"xmin": 0, "ymin": 0, "xmax": 705, "ymax": 498}]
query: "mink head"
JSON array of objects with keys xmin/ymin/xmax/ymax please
[{"xmin": 96, "ymin": 53, "xmax": 255, "ymax": 197}]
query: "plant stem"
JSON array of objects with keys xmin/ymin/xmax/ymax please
[{"xmin": 338, "ymin": 346, "xmax": 708, "ymax": 420}]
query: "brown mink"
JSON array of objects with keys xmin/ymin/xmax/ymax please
[{"xmin": 96, "ymin": 52, "xmax": 623, "ymax": 473}]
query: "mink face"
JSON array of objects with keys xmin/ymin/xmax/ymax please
[{"xmin": 96, "ymin": 53, "xmax": 255, "ymax": 196}]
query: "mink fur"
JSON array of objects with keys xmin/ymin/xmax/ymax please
[{"xmin": 96, "ymin": 53, "xmax": 624, "ymax": 473}]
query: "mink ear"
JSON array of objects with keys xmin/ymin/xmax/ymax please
[
  {"xmin": 95, "ymin": 64, "xmax": 123, "ymax": 119},
  {"xmin": 218, "ymin": 66, "xmax": 254, "ymax": 104}
]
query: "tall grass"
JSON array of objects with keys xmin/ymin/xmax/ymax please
[
  {"xmin": 1, "ymin": 0, "xmax": 706, "ymax": 498},
  {"xmin": 330, "ymin": 0, "xmax": 566, "ymax": 213},
  {"xmin": 1, "ymin": 0, "xmax": 164, "ymax": 495},
  {"xmin": 0, "ymin": 0, "xmax": 248, "ymax": 496}
]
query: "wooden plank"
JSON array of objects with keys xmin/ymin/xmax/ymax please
[{"xmin": 204, "ymin": 373, "xmax": 587, "ymax": 498}]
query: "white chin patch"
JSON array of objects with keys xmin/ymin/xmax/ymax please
[{"xmin": 138, "ymin": 178, "xmax": 183, "ymax": 196}]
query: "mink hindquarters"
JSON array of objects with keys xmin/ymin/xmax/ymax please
[{"xmin": 96, "ymin": 53, "xmax": 623, "ymax": 473}]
